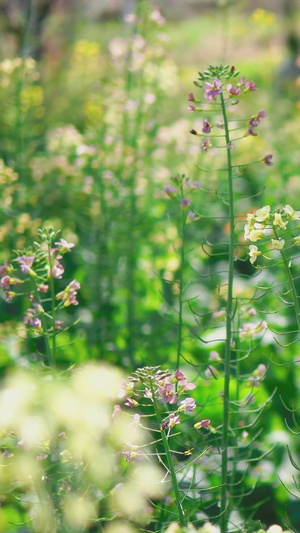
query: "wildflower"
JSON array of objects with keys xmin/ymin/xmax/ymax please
[
  {"xmin": 164, "ymin": 185, "xmax": 177, "ymax": 198},
  {"xmin": 0, "ymin": 275, "xmax": 10, "ymax": 289},
  {"xmin": 209, "ymin": 350, "xmax": 221, "ymax": 361},
  {"xmin": 124, "ymin": 397, "xmax": 138, "ymax": 407},
  {"xmin": 248, "ymin": 308, "xmax": 257, "ymax": 316},
  {"xmin": 194, "ymin": 419, "xmax": 211, "ymax": 429},
  {"xmin": 259, "ymin": 154, "xmax": 273, "ymax": 166},
  {"xmin": 244, "ymin": 227, "xmax": 264, "ymax": 242},
  {"xmin": 181, "ymin": 198, "xmax": 191, "ymax": 210},
  {"xmin": 202, "ymin": 119, "xmax": 212, "ymax": 133},
  {"xmin": 178, "ymin": 397, "xmax": 196, "ymax": 413},
  {"xmin": 247, "ymin": 126, "xmax": 258, "ymax": 136},
  {"xmin": 273, "ymin": 213, "xmax": 288, "ymax": 229},
  {"xmin": 202, "ymin": 138, "xmax": 212, "ymax": 152},
  {"xmin": 52, "ymin": 259, "xmax": 64, "ymax": 279},
  {"xmin": 188, "ymin": 104, "xmax": 196, "ymax": 112},
  {"xmin": 37, "ymin": 283, "xmax": 48, "ymax": 292},
  {"xmin": 112, "ymin": 405, "xmax": 121, "ymax": 418},
  {"xmin": 187, "ymin": 92, "xmax": 195, "ymax": 101},
  {"xmin": 250, "ymin": 109, "xmax": 267, "ymax": 127},
  {"xmin": 0, "ymin": 261, "xmax": 11, "ymax": 276},
  {"xmin": 271, "ymin": 238, "xmax": 285, "ymax": 250},
  {"xmin": 239, "ymin": 76, "xmax": 258, "ymax": 91},
  {"xmin": 56, "ymin": 279, "xmax": 80, "ymax": 306},
  {"xmin": 174, "ymin": 369, "xmax": 195, "ymax": 389},
  {"xmin": 129, "ymin": 413, "xmax": 141, "ymax": 429},
  {"xmin": 17, "ymin": 256, "xmax": 35, "ymax": 275},
  {"xmin": 227, "ymin": 142, "xmax": 233, "ymax": 149},
  {"xmin": 204, "ymin": 366, "xmax": 218, "ymax": 379},
  {"xmin": 55, "ymin": 320, "xmax": 63, "ymax": 330},
  {"xmin": 227, "ymin": 84, "xmax": 241, "ymax": 97},
  {"xmin": 157, "ymin": 378, "xmax": 178, "ymax": 404},
  {"xmin": 204, "ymin": 79, "xmax": 222, "ymax": 101},
  {"xmin": 185, "ymin": 180, "xmax": 201, "ymax": 189},
  {"xmin": 122, "ymin": 449, "xmax": 138, "ymax": 462},
  {"xmin": 283, "ymin": 204, "xmax": 300, "ymax": 220},
  {"xmin": 187, "ymin": 210, "xmax": 196, "ymax": 223},
  {"xmin": 4, "ymin": 291, "xmax": 16, "ymax": 302},
  {"xmin": 293, "ymin": 235, "xmax": 300, "ymax": 245},
  {"xmin": 255, "ymin": 205, "xmax": 270, "ymax": 222},
  {"xmin": 253, "ymin": 364, "xmax": 266, "ymax": 378},
  {"xmin": 248, "ymin": 244, "xmax": 262, "ymax": 264},
  {"xmin": 168, "ymin": 413, "xmax": 180, "ymax": 427},
  {"xmin": 54, "ymin": 238, "xmax": 75, "ymax": 253}
]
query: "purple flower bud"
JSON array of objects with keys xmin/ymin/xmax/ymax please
[
  {"xmin": 187, "ymin": 92, "xmax": 195, "ymax": 101},
  {"xmin": 260, "ymin": 154, "xmax": 273, "ymax": 166},
  {"xmin": 188, "ymin": 104, "xmax": 196, "ymax": 112},
  {"xmin": 202, "ymin": 118, "xmax": 211, "ymax": 133},
  {"xmin": 181, "ymin": 198, "xmax": 191, "ymax": 209},
  {"xmin": 164, "ymin": 185, "xmax": 177, "ymax": 198}
]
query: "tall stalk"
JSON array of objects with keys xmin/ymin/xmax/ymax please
[
  {"xmin": 220, "ymin": 91, "xmax": 235, "ymax": 533},
  {"xmin": 150, "ymin": 380, "xmax": 186, "ymax": 527},
  {"xmin": 176, "ymin": 191, "xmax": 186, "ymax": 373}
]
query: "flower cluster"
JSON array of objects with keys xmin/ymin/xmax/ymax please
[
  {"xmin": 0, "ymin": 229, "xmax": 80, "ymax": 337},
  {"xmin": 244, "ymin": 204, "xmax": 300, "ymax": 264},
  {"xmin": 186, "ymin": 65, "xmax": 272, "ymax": 165},
  {"xmin": 163, "ymin": 174, "xmax": 201, "ymax": 224},
  {"xmin": 117, "ymin": 366, "xmax": 211, "ymax": 440}
]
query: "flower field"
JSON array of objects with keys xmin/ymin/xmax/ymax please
[{"xmin": 0, "ymin": 1, "xmax": 300, "ymax": 532}]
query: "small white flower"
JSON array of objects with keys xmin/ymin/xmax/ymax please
[
  {"xmin": 271, "ymin": 238, "xmax": 285, "ymax": 250},
  {"xmin": 273, "ymin": 213, "xmax": 288, "ymax": 229},
  {"xmin": 255, "ymin": 205, "xmax": 270, "ymax": 222},
  {"xmin": 248, "ymin": 245, "xmax": 261, "ymax": 264},
  {"xmin": 283, "ymin": 204, "xmax": 300, "ymax": 220}
]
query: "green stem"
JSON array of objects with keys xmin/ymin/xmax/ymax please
[
  {"xmin": 220, "ymin": 91, "xmax": 235, "ymax": 533},
  {"xmin": 48, "ymin": 244, "xmax": 56, "ymax": 367},
  {"xmin": 275, "ymin": 229, "xmax": 300, "ymax": 332},
  {"xmin": 150, "ymin": 382, "xmax": 185, "ymax": 527},
  {"xmin": 176, "ymin": 204, "xmax": 185, "ymax": 373}
]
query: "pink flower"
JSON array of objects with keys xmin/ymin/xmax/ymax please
[
  {"xmin": 0, "ymin": 261, "xmax": 10, "ymax": 276},
  {"xmin": 194, "ymin": 419, "xmax": 211, "ymax": 429},
  {"xmin": 17, "ymin": 256, "xmax": 35, "ymax": 275},
  {"xmin": 164, "ymin": 185, "xmax": 177, "ymax": 198},
  {"xmin": 181, "ymin": 198, "xmax": 191, "ymax": 210},
  {"xmin": 204, "ymin": 79, "xmax": 222, "ymax": 101},
  {"xmin": 174, "ymin": 370, "xmax": 196, "ymax": 391},
  {"xmin": 56, "ymin": 279, "xmax": 80, "ymax": 306},
  {"xmin": 158, "ymin": 378, "xmax": 178, "ymax": 404},
  {"xmin": 37, "ymin": 283, "xmax": 49, "ymax": 293},
  {"xmin": 55, "ymin": 320, "xmax": 63, "ymax": 330},
  {"xmin": 227, "ymin": 84, "xmax": 241, "ymax": 97},
  {"xmin": 168, "ymin": 413, "xmax": 180, "ymax": 427},
  {"xmin": 202, "ymin": 138, "xmax": 212, "ymax": 152},
  {"xmin": 52, "ymin": 260, "xmax": 64, "ymax": 279},
  {"xmin": 188, "ymin": 104, "xmax": 196, "ymax": 112},
  {"xmin": 179, "ymin": 397, "xmax": 196, "ymax": 413},
  {"xmin": 112, "ymin": 405, "xmax": 122, "ymax": 418},
  {"xmin": 202, "ymin": 119, "xmax": 211, "ymax": 134},
  {"xmin": 239, "ymin": 77, "xmax": 258, "ymax": 91},
  {"xmin": 1, "ymin": 275, "xmax": 11, "ymax": 289},
  {"xmin": 54, "ymin": 238, "xmax": 75, "ymax": 253},
  {"xmin": 187, "ymin": 92, "xmax": 195, "ymax": 101}
]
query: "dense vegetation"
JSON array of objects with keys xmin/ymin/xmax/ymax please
[{"xmin": 0, "ymin": 2, "xmax": 300, "ymax": 532}]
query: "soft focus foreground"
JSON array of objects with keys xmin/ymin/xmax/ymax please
[
  {"xmin": 0, "ymin": 363, "xmax": 165, "ymax": 532},
  {"xmin": 0, "ymin": 0, "xmax": 300, "ymax": 532}
]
